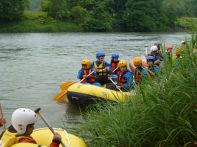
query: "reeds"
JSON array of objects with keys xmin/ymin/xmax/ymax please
[{"xmin": 80, "ymin": 34, "xmax": 197, "ymax": 147}]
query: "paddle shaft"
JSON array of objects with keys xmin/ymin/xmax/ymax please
[
  {"xmin": 35, "ymin": 108, "xmax": 66, "ymax": 147},
  {"xmin": 109, "ymin": 78, "xmax": 123, "ymax": 93},
  {"xmin": 112, "ymin": 66, "xmax": 119, "ymax": 73},
  {"xmin": 0, "ymin": 103, "xmax": 6, "ymax": 130},
  {"xmin": 79, "ymin": 70, "xmax": 94, "ymax": 83}
]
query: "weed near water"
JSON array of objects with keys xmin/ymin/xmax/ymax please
[{"xmin": 80, "ymin": 35, "xmax": 197, "ymax": 147}]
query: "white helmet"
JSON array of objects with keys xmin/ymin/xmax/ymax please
[
  {"xmin": 150, "ymin": 45, "xmax": 158, "ymax": 52},
  {"xmin": 11, "ymin": 108, "xmax": 37, "ymax": 134}
]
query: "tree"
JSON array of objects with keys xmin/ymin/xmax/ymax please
[
  {"xmin": 0, "ymin": 0, "xmax": 26, "ymax": 22},
  {"xmin": 48, "ymin": 0, "xmax": 69, "ymax": 20},
  {"xmin": 123, "ymin": 0, "xmax": 167, "ymax": 32}
]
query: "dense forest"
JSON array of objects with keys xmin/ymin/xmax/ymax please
[{"xmin": 0, "ymin": 0, "xmax": 196, "ymax": 32}]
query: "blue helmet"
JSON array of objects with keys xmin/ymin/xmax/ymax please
[
  {"xmin": 96, "ymin": 52, "xmax": 105, "ymax": 58},
  {"xmin": 111, "ymin": 53, "xmax": 119, "ymax": 59},
  {"xmin": 147, "ymin": 56, "xmax": 155, "ymax": 62}
]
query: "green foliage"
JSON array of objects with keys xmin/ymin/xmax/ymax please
[
  {"xmin": 175, "ymin": 17, "xmax": 197, "ymax": 31},
  {"xmin": 123, "ymin": 0, "xmax": 167, "ymax": 32},
  {"xmin": 69, "ymin": 6, "xmax": 88, "ymax": 23},
  {"xmin": 41, "ymin": 0, "xmax": 50, "ymax": 12},
  {"xmin": 48, "ymin": 0, "xmax": 69, "ymax": 20},
  {"xmin": 0, "ymin": 11, "xmax": 82, "ymax": 32},
  {"xmin": 0, "ymin": 0, "xmax": 26, "ymax": 21},
  {"xmin": 0, "ymin": 0, "xmax": 197, "ymax": 31},
  {"xmin": 80, "ymin": 36, "xmax": 197, "ymax": 146}
]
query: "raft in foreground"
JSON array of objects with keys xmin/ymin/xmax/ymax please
[
  {"xmin": 67, "ymin": 83, "xmax": 134, "ymax": 106},
  {"xmin": 10, "ymin": 128, "xmax": 86, "ymax": 147}
]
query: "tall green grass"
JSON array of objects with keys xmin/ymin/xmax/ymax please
[{"xmin": 80, "ymin": 35, "xmax": 197, "ymax": 147}]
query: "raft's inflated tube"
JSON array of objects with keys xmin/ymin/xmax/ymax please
[
  {"xmin": 67, "ymin": 83, "xmax": 134, "ymax": 106},
  {"xmin": 7, "ymin": 128, "xmax": 86, "ymax": 147}
]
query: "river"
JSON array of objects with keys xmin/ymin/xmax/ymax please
[{"xmin": 0, "ymin": 32, "xmax": 191, "ymax": 131}]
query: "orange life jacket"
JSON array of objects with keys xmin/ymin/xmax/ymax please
[
  {"xmin": 111, "ymin": 60, "xmax": 120, "ymax": 74},
  {"xmin": 82, "ymin": 69, "xmax": 95, "ymax": 83},
  {"xmin": 117, "ymin": 71, "xmax": 127, "ymax": 86},
  {"xmin": 17, "ymin": 135, "xmax": 60, "ymax": 147}
]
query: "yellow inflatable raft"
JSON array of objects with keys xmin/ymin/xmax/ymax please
[
  {"xmin": 67, "ymin": 83, "xmax": 134, "ymax": 106},
  {"xmin": 2, "ymin": 128, "xmax": 86, "ymax": 147}
]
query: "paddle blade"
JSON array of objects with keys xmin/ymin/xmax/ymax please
[
  {"xmin": 60, "ymin": 81, "xmax": 75, "ymax": 90},
  {"xmin": 53, "ymin": 90, "xmax": 67, "ymax": 102}
]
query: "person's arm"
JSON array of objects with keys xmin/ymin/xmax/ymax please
[
  {"xmin": 122, "ymin": 73, "xmax": 133, "ymax": 89},
  {"xmin": 77, "ymin": 69, "xmax": 83, "ymax": 80},
  {"xmin": 50, "ymin": 133, "xmax": 61, "ymax": 147},
  {"xmin": 103, "ymin": 62, "xmax": 112, "ymax": 74}
]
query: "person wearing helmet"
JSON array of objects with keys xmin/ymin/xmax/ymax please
[
  {"xmin": 6, "ymin": 108, "xmax": 61, "ymax": 146},
  {"xmin": 110, "ymin": 53, "xmax": 120, "ymax": 82},
  {"xmin": 116, "ymin": 60, "xmax": 134, "ymax": 91},
  {"xmin": 91, "ymin": 51, "xmax": 111, "ymax": 85},
  {"xmin": 165, "ymin": 44, "xmax": 174, "ymax": 65},
  {"xmin": 78, "ymin": 59, "xmax": 101, "ymax": 86},
  {"xmin": 149, "ymin": 45, "xmax": 163, "ymax": 66},
  {"xmin": 147, "ymin": 56, "xmax": 159, "ymax": 78},
  {"xmin": 107, "ymin": 60, "xmax": 134, "ymax": 91},
  {"xmin": 166, "ymin": 44, "xmax": 173, "ymax": 55},
  {"xmin": 133, "ymin": 57, "xmax": 148, "ymax": 85}
]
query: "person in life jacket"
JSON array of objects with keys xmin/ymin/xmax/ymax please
[
  {"xmin": 166, "ymin": 44, "xmax": 173, "ymax": 64},
  {"xmin": 133, "ymin": 57, "xmax": 148, "ymax": 85},
  {"xmin": 175, "ymin": 41, "xmax": 186, "ymax": 58},
  {"xmin": 147, "ymin": 56, "xmax": 159, "ymax": 78},
  {"xmin": 149, "ymin": 45, "xmax": 163, "ymax": 66},
  {"xmin": 174, "ymin": 49, "xmax": 183, "ymax": 66},
  {"xmin": 110, "ymin": 53, "xmax": 120, "ymax": 82},
  {"xmin": 78, "ymin": 59, "xmax": 101, "ymax": 87},
  {"xmin": 0, "ymin": 108, "xmax": 61, "ymax": 147},
  {"xmin": 107, "ymin": 60, "xmax": 134, "ymax": 91},
  {"xmin": 116, "ymin": 60, "xmax": 134, "ymax": 91},
  {"xmin": 91, "ymin": 51, "xmax": 111, "ymax": 85}
]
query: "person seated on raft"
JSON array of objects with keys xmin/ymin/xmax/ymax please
[
  {"xmin": 149, "ymin": 45, "xmax": 163, "ymax": 66},
  {"xmin": 147, "ymin": 56, "xmax": 160, "ymax": 78},
  {"xmin": 77, "ymin": 59, "xmax": 101, "ymax": 86},
  {"xmin": 1, "ymin": 108, "xmax": 62, "ymax": 147},
  {"xmin": 132, "ymin": 57, "xmax": 148, "ymax": 85},
  {"xmin": 110, "ymin": 53, "xmax": 120, "ymax": 82},
  {"xmin": 91, "ymin": 51, "xmax": 111, "ymax": 85},
  {"xmin": 165, "ymin": 44, "xmax": 173, "ymax": 64},
  {"xmin": 107, "ymin": 60, "xmax": 134, "ymax": 91}
]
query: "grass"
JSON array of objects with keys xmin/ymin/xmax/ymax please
[
  {"xmin": 0, "ymin": 11, "xmax": 82, "ymax": 32},
  {"xmin": 78, "ymin": 34, "xmax": 197, "ymax": 147}
]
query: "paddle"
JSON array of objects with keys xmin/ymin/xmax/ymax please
[
  {"xmin": 0, "ymin": 103, "xmax": 6, "ymax": 130},
  {"xmin": 54, "ymin": 71, "xmax": 94, "ymax": 102},
  {"xmin": 109, "ymin": 77, "xmax": 123, "ymax": 93},
  {"xmin": 34, "ymin": 108, "xmax": 67, "ymax": 147},
  {"xmin": 60, "ymin": 81, "xmax": 76, "ymax": 91}
]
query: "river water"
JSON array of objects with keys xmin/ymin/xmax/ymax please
[{"xmin": 0, "ymin": 33, "xmax": 191, "ymax": 131}]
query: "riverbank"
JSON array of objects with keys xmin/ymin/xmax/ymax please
[
  {"xmin": 79, "ymin": 35, "xmax": 197, "ymax": 146},
  {"xmin": 0, "ymin": 11, "xmax": 82, "ymax": 33},
  {"xmin": 0, "ymin": 11, "xmax": 196, "ymax": 33}
]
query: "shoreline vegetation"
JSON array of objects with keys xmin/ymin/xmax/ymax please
[
  {"xmin": 0, "ymin": 11, "xmax": 196, "ymax": 33},
  {"xmin": 77, "ymin": 35, "xmax": 197, "ymax": 146}
]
